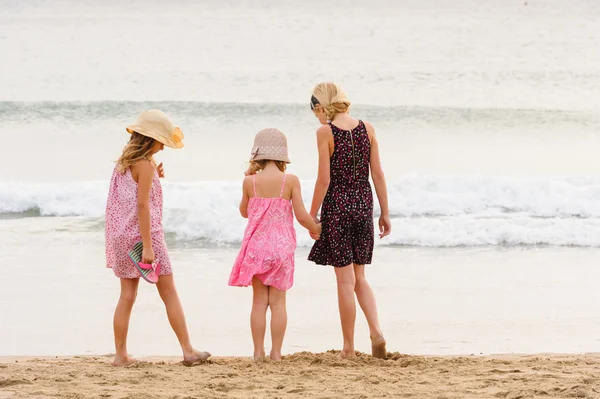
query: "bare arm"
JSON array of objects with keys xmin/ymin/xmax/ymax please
[
  {"xmin": 239, "ymin": 177, "xmax": 252, "ymax": 218},
  {"xmin": 366, "ymin": 122, "xmax": 391, "ymax": 238},
  {"xmin": 290, "ymin": 175, "xmax": 321, "ymax": 235},
  {"xmin": 131, "ymin": 160, "xmax": 155, "ymax": 260},
  {"xmin": 309, "ymin": 126, "xmax": 333, "ymax": 219}
]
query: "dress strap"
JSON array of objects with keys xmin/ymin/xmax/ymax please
[
  {"xmin": 279, "ymin": 174, "xmax": 287, "ymax": 198},
  {"xmin": 252, "ymin": 175, "xmax": 258, "ymax": 198}
]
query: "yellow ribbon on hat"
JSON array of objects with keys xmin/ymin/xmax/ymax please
[{"xmin": 172, "ymin": 129, "xmax": 184, "ymax": 144}]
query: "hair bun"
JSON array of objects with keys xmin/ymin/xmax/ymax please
[{"xmin": 312, "ymin": 82, "xmax": 351, "ymax": 121}]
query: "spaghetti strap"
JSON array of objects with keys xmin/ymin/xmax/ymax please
[
  {"xmin": 252, "ymin": 175, "xmax": 258, "ymax": 198},
  {"xmin": 279, "ymin": 174, "xmax": 287, "ymax": 198}
]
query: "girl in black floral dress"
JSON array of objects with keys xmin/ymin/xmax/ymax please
[{"xmin": 308, "ymin": 82, "xmax": 392, "ymax": 359}]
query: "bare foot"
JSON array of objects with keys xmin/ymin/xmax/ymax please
[
  {"xmin": 269, "ymin": 350, "xmax": 282, "ymax": 361},
  {"xmin": 254, "ymin": 350, "xmax": 266, "ymax": 362},
  {"xmin": 183, "ymin": 350, "xmax": 211, "ymax": 367},
  {"xmin": 339, "ymin": 350, "xmax": 356, "ymax": 359},
  {"xmin": 371, "ymin": 335, "xmax": 387, "ymax": 359},
  {"xmin": 112, "ymin": 355, "xmax": 137, "ymax": 367}
]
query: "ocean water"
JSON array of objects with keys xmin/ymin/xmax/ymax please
[{"xmin": 1, "ymin": 0, "xmax": 600, "ymax": 357}]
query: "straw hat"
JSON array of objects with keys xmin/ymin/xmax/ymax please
[
  {"xmin": 251, "ymin": 128, "xmax": 290, "ymax": 163},
  {"xmin": 126, "ymin": 109, "xmax": 184, "ymax": 149}
]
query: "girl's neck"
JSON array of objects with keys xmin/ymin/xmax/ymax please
[
  {"xmin": 262, "ymin": 162, "xmax": 282, "ymax": 173},
  {"xmin": 331, "ymin": 112, "xmax": 351, "ymax": 123}
]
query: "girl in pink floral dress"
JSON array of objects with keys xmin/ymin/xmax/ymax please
[
  {"xmin": 229, "ymin": 128, "xmax": 321, "ymax": 361},
  {"xmin": 105, "ymin": 109, "xmax": 209, "ymax": 366}
]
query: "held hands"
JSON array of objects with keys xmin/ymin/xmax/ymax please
[
  {"xmin": 308, "ymin": 215, "xmax": 390, "ymax": 240},
  {"xmin": 157, "ymin": 162, "xmax": 165, "ymax": 178},
  {"xmin": 309, "ymin": 216, "xmax": 321, "ymax": 240},
  {"xmin": 378, "ymin": 214, "xmax": 392, "ymax": 239},
  {"xmin": 142, "ymin": 246, "xmax": 155, "ymax": 264},
  {"xmin": 309, "ymin": 223, "xmax": 322, "ymax": 241}
]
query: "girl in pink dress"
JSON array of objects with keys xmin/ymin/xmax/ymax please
[
  {"xmin": 105, "ymin": 109, "xmax": 210, "ymax": 366},
  {"xmin": 229, "ymin": 128, "xmax": 321, "ymax": 361}
]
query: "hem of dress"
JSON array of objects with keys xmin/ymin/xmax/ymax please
[
  {"xmin": 111, "ymin": 274, "xmax": 174, "ymax": 279},
  {"xmin": 308, "ymin": 258, "xmax": 373, "ymax": 267},
  {"xmin": 228, "ymin": 277, "xmax": 292, "ymax": 291},
  {"xmin": 228, "ymin": 281, "xmax": 251, "ymax": 287},
  {"xmin": 108, "ymin": 267, "xmax": 173, "ymax": 279}
]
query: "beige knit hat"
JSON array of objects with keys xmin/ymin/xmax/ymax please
[
  {"xmin": 250, "ymin": 128, "xmax": 290, "ymax": 163},
  {"xmin": 126, "ymin": 109, "xmax": 184, "ymax": 149}
]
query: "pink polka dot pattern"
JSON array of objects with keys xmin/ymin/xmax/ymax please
[{"xmin": 105, "ymin": 167, "xmax": 172, "ymax": 279}]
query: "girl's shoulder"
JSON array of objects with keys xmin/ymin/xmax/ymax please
[
  {"xmin": 131, "ymin": 158, "xmax": 155, "ymax": 168},
  {"xmin": 284, "ymin": 173, "xmax": 300, "ymax": 188},
  {"xmin": 130, "ymin": 159, "xmax": 155, "ymax": 182},
  {"xmin": 242, "ymin": 175, "xmax": 254, "ymax": 190},
  {"xmin": 285, "ymin": 173, "xmax": 299, "ymax": 181},
  {"xmin": 316, "ymin": 124, "xmax": 333, "ymax": 136},
  {"xmin": 361, "ymin": 119, "xmax": 375, "ymax": 133},
  {"xmin": 360, "ymin": 120, "xmax": 376, "ymax": 141},
  {"xmin": 243, "ymin": 175, "xmax": 254, "ymax": 187},
  {"xmin": 316, "ymin": 125, "xmax": 334, "ymax": 147}
]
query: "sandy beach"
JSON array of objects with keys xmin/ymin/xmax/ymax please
[
  {"xmin": 3, "ymin": 2, "xmax": 600, "ymax": 399},
  {"xmin": 1, "ymin": 352, "xmax": 599, "ymax": 399}
]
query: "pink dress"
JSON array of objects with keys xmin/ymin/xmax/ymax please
[
  {"xmin": 105, "ymin": 166, "xmax": 172, "ymax": 279},
  {"xmin": 229, "ymin": 174, "xmax": 297, "ymax": 291}
]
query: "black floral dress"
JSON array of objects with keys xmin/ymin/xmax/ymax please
[{"xmin": 308, "ymin": 120, "xmax": 374, "ymax": 267}]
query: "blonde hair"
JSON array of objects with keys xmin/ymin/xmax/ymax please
[
  {"xmin": 116, "ymin": 132, "xmax": 157, "ymax": 173},
  {"xmin": 312, "ymin": 82, "xmax": 351, "ymax": 121},
  {"xmin": 248, "ymin": 159, "xmax": 287, "ymax": 175}
]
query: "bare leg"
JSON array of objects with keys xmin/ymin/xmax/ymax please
[
  {"xmin": 354, "ymin": 264, "xmax": 386, "ymax": 358},
  {"xmin": 334, "ymin": 264, "xmax": 357, "ymax": 359},
  {"xmin": 113, "ymin": 278, "xmax": 140, "ymax": 366},
  {"xmin": 268, "ymin": 287, "xmax": 287, "ymax": 361},
  {"xmin": 156, "ymin": 275, "xmax": 210, "ymax": 365},
  {"xmin": 251, "ymin": 277, "xmax": 269, "ymax": 361}
]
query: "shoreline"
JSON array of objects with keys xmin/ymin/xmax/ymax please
[
  {"xmin": 1, "ymin": 352, "xmax": 599, "ymax": 399},
  {"xmin": 3, "ymin": 245, "xmax": 600, "ymax": 358}
]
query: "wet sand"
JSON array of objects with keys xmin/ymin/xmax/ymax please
[
  {"xmin": 1, "ymin": 352, "xmax": 599, "ymax": 399},
  {"xmin": 3, "ymin": 234, "xmax": 600, "ymax": 358}
]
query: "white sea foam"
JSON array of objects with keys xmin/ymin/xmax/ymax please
[{"xmin": 2, "ymin": 175, "xmax": 600, "ymax": 247}]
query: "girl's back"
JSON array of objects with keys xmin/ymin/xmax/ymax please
[
  {"xmin": 246, "ymin": 172, "xmax": 296, "ymax": 250},
  {"xmin": 329, "ymin": 119, "xmax": 371, "ymax": 188},
  {"xmin": 230, "ymin": 170, "xmax": 296, "ymax": 291}
]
